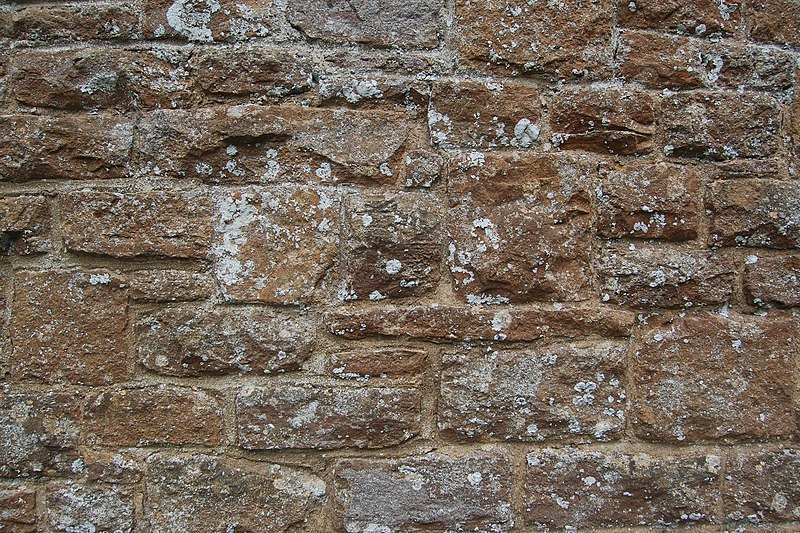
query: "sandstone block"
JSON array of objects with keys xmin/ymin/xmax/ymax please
[
  {"xmin": 743, "ymin": 255, "xmax": 800, "ymax": 307},
  {"xmin": 0, "ymin": 486, "xmax": 36, "ymax": 530},
  {"xmin": 747, "ymin": 0, "xmax": 800, "ymax": 47},
  {"xmin": 0, "ymin": 195, "xmax": 51, "ymax": 255},
  {"xmin": 724, "ymin": 448, "xmax": 800, "ymax": 522},
  {"xmin": 327, "ymin": 347, "xmax": 427, "ymax": 380},
  {"xmin": 619, "ymin": 0, "xmax": 741, "ymax": 36},
  {"xmin": 10, "ymin": 3, "xmax": 140, "ymax": 42},
  {"xmin": 142, "ymin": 0, "xmax": 272, "ymax": 42},
  {"xmin": 45, "ymin": 483, "xmax": 134, "ymax": 533}
]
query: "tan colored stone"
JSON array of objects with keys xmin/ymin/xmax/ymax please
[
  {"xmin": 318, "ymin": 74, "xmax": 430, "ymax": 115},
  {"xmin": 724, "ymin": 448, "xmax": 800, "ymax": 522},
  {"xmin": 743, "ymin": 255, "xmax": 800, "ymax": 307},
  {"xmin": 631, "ymin": 312, "xmax": 797, "ymax": 442},
  {"xmin": 10, "ymin": 270, "xmax": 128, "ymax": 385},
  {"xmin": 142, "ymin": 0, "xmax": 272, "ymax": 42},
  {"xmin": 401, "ymin": 149, "xmax": 443, "ymax": 188},
  {"xmin": 84, "ymin": 451, "xmax": 142, "ymax": 484},
  {"xmin": 748, "ymin": 0, "xmax": 800, "ymax": 47},
  {"xmin": 327, "ymin": 347, "xmax": 427, "ymax": 380},
  {"xmin": 125, "ymin": 269, "xmax": 215, "ymax": 302},
  {"xmin": 10, "ymin": 3, "xmax": 140, "ymax": 42},
  {"xmin": 619, "ymin": 0, "xmax": 741, "ymax": 36},
  {"xmin": 0, "ymin": 195, "xmax": 51, "ymax": 255},
  {"xmin": 45, "ymin": 483, "xmax": 134, "ymax": 533}
]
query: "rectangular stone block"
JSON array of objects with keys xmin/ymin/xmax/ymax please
[
  {"xmin": 142, "ymin": 0, "xmax": 272, "ymax": 42},
  {"xmin": 45, "ymin": 483, "xmax": 134, "ymax": 533},
  {"xmin": 747, "ymin": 0, "xmax": 800, "ymax": 47},
  {"xmin": 318, "ymin": 74, "xmax": 430, "ymax": 115},
  {"xmin": 125, "ymin": 269, "xmax": 215, "ymax": 303},
  {"xmin": 743, "ymin": 255, "xmax": 800, "ymax": 307},
  {"xmin": 631, "ymin": 312, "xmax": 797, "ymax": 442},
  {"xmin": 62, "ymin": 190, "xmax": 211, "ymax": 259},
  {"xmin": 236, "ymin": 384, "xmax": 421, "ymax": 449},
  {"xmin": 84, "ymin": 450, "xmax": 142, "ymax": 484},
  {"xmin": 327, "ymin": 347, "xmax": 427, "ymax": 380},
  {"xmin": 333, "ymin": 450, "xmax": 514, "ymax": 532},
  {"xmin": 619, "ymin": 0, "xmax": 741, "ymax": 36},
  {"xmin": 439, "ymin": 342, "xmax": 627, "ymax": 442},
  {"xmin": 724, "ymin": 448, "xmax": 800, "ymax": 522},
  {"xmin": 10, "ymin": 270, "xmax": 128, "ymax": 385},
  {"xmin": 10, "ymin": 3, "xmax": 140, "ymax": 43},
  {"xmin": 0, "ymin": 195, "xmax": 51, "ymax": 255}
]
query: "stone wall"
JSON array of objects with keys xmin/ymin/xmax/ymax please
[{"xmin": 1, "ymin": 0, "xmax": 799, "ymax": 531}]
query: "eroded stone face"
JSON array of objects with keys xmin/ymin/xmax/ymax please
[
  {"xmin": 10, "ymin": 3, "xmax": 141, "ymax": 43},
  {"xmin": 142, "ymin": 0, "xmax": 273, "ymax": 42},
  {"xmin": 0, "ymin": 485, "xmax": 36, "ymax": 529},
  {"xmin": 327, "ymin": 347, "xmax": 427, "ymax": 380},
  {"xmin": 748, "ymin": 0, "xmax": 800, "ymax": 47},
  {"xmin": 619, "ymin": 0, "xmax": 741, "ymax": 36},
  {"xmin": 46, "ymin": 483, "xmax": 134, "ymax": 533},
  {"xmin": 724, "ymin": 448, "xmax": 800, "ymax": 522},
  {"xmin": 743, "ymin": 255, "xmax": 800, "ymax": 308},
  {"xmin": 0, "ymin": 195, "xmax": 51, "ymax": 255}
]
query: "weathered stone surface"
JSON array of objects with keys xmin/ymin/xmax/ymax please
[
  {"xmin": 439, "ymin": 342, "xmax": 627, "ymax": 442},
  {"xmin": 595, "ymin": 162, "xmax": 701, "ymax": 241},
  {"xmin": 341, "ymin": 192, "xmax": 441, "ymax": 301},
  {"xmin": 429, "ymin": 80, "xmax": 543, "ymax": 149},
  {"xmin": 145, "ymin": 453, "xmax": 326, "ymax": 532},
  {"xmin": 125, "ymin": 269, "xmax": 215, "ymax": 302},
  {"xmin": 287, "ymin": 0, "xmax": 443, "ymax": 48},
  {"xmin": 212, "ymin": 186, "xmax": 338, "ymax": 303},
  {"xmin": 597, "ymin": 242, "xmax": 735, "ymax": 308},
  {"xmin": 619, "ymin": 0, "xmax": 741, "ymax": 36},
  {"xmin": 401, "ymin": 149, "xmax": 443, "ymax": 188},
  {"xmin": 447, "ymin": 152, "xmax": 592, "ymax": 303},
  {"xmin": 84, "ymin": 451, "xmax": 143, "ymax": 484},
  {"xmin": 62, "ymin": 190, "xmax": 211, "ymax": 259},
  {"xmin": 318, "ymin": 74, "xmax": 430, "ymax": 114},
  {"xmin": 236, "ymin": 384, "xmax": 421, "ymax": 449},
  {"xmin": 12, "ymin": 48, "xmax": 196, "ymax": 110},
  {"xmin": 748, "ymin": 0, "xmax": 800, "ymax": 47},
  {"xmin": 333, "ymin": 450, "xmax": 514, "ymax": 532},
  {"xmin": 135, "ymin": 306, "xmax": 315, "ymax": 376},
  {"xmin": 136, "ymin": 105, "xmax": 412, "ymax": 184},
  {"xmin": 0, "ymin": 195, "xmax": 51, "ymax": 255},
  {"xmin": 45, "ymin": 483, "xmax": 134, "ymax": 533},
  {"xmin": 707, "ymin": 180, "xmax": 800, "ymax": 249},
  {"xmin": 10, "ymin": 270, "xmax": 128, "ymax": 385},
  {"xmin": 0, "ymin": 486, "xmax": 36, "ymax": 530},
  {"xmin": 662, "ymin": 92, "xmax": 781, "ymax": 160},
  {"xmin": 85, "ymin": 386, "xmax": 223, "ymax": 446},
  {"xmin": 327, "ymin": 347, "xmax": 427, "ymax": 380},
  {"xmin": 10, "ymin": 3, "xmax": 140, "ymax": 42},
  {"xmin": 551, "ymin": 88, "xmax": 655, "ymax": 154},
  {"xmin": 0, "ymin": 114, "xmax": 133, "ymax": 181},
  {"xmin": 142, "ymin": 0, "xmax": 272, "ymax": 42},
  {"xmin": 456, "ymin": 0, "xmax": 613, "ymax": 79},
  {"xmin": 632, "ymin": 312, "xmax": 797, "ymax": 442},
  {"xmin": 523, "ymin": 447, "xmax": 722, "ymax": 528},
  {"xmin": 326, "ymin": 305, "xmax": 636, "ymax": 341},
  {"xmin": 743, "ymin": 255, "xmax": 800, "ymax": 307},
  {"xmin": 724, "ymin": 448, "xmax": 800, "ymax": 522},
  {"xmin": 0, "ymin": 391, "xmax": 83, "ymax": 478}
]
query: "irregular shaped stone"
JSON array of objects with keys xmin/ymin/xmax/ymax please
[
  {"xmin": 236, "ymin": 384, "xmax": 421, "ymax": 449},
  {"xmin": 439, "ymin": 342, "xmax": 627, "ymax": 442},
  {"xmin": 743, "ymin": 255, "xmax": 800, "ymax": 307},
  {"xmin": 429, "ymin": 80, "xmax": 543, "ymax": 149},
  {"xmin": 10, "ymin": 3, "xmax": 140, "ymax": 42},
  {"xmin": 145, "ymin": 453, "xmax": 326, "ymax": 532},
  {"xmin": 142, "ymin": 0, "xmax": 272, "ymax": 42},
  {"xmin": 333, "ymin": 450, "xmax": 513, "ymax": 532},
  {"xmin": 447, "ymin": 152, "xmax": 592, "ymax": 303},
  {"xmin": 748, "ymin": 0, "xmax": 800, "ymax": 47},
  {"xmin": 456, "ymin": 0, "xmax": 613, "ymax": 79},
  {"xmin": 211, "ymin": 186, "xmax": 338, "ymax": 303},
  {"xmin": 631, "ymin": 312, "xmax": 797, "ymax": 442},
  {"xmin": 0, "ymin": 114, "xmax": 133, "ymax": 181},
  {"xmin": 401, "ymin": 149, "xmax": 443, "ymax": 188},
  {"xmin": 0, "ymin": 195, "xmax": 51, "ymax": 255},
  {"xmin": 84, "ymin": 451, "xmax": 143, "ymax": 484},
  {"xmin": 85, "ymin": 385, "xmax": 223, "ymax": 446},
  {"xmin": 62, "ymin": 190, "xmax": 211, "ymax": 259},
  {"xmin": 45, "ymin": 483, "xmax": 134, "ymax": 533},
  {"xmin": 135, "ymin": 306, "xmax": 315, "ymax": 376},
  {"xmin": 707, "ymin": 180, "xmax": 800, "ymax": 249},
  {"xmin": 0, "ymin": 486, "xmax": 36, "ymax": 529},
  {"xmin": 597, "ymin": 242, "xmax": 735, "ymax": 308},
  {"xmin": 619, "ymin": 0, "xmax": 741, "ymax": 36},
  {"xmin": 551, "ymin": 87, "xmax": 655, "ymax": 154},
  {"xmin": 318, "ymin": 74, "xmax": 429, "ymax": 114},
  {"xmin": 724, "ymin": 448, "xmax": 800, "ymax": 522},
  {"xmin": 287, "ymin": 0, "xmax": 443, "ymax": 48},
  {"xmin": 125, "ymin": 269, "xmax": 215, "ymax": 302},
  {"xmin": 523, "ymin": 447, "xmax": 721, "ymax": 528},
  {"xmin": 0, "ymin": 391, "xmax": 83, "ymax": 478},
  {"xmin": 10, "ymin": 270, "xmax": 128, "ymax": 385},
  {"xmin": 341, "ymin": 192, "xmax": 441, "ymax": 301},
  {"xmin": 327, "ymin": 347, "xmax": 427, "ymax": 380},
  {"xmin": 662, "ymin": 92, "xmax": 781, "ymax": 160}
]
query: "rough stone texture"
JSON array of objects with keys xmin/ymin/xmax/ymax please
[
  {"xmin": 85, "ymin": 386, "xmax": 223, "ymax": 446},
  {"xmin": 62, "ymin": 190, "xmax": 212, "ymax": 259},
  {"xmin": 142, "ymin": 0, "xmax": 272, "ymax": 42},
  {"xmin": 333, "ymin": 450, "xmax": 514, "ymax": 532},
  {"xmin": 619, "ymin": 0, "xmax": 741, "ymax": 36},
  {"xmin": 724, "ymin": 448, "xmax": 800, "ymax": 522},
  {"xmin": 439, "ymin": 342, "xmax": 627, "ymax": 442},
  {"xmin": 327, "ymin": 347, "xmax": 427, "ymax": 380},
  {"xmin": 45, "ymin": 483, "xmax": 134, "ymax": 533},
  {"xmin": 10, "ymin": 270, "xmax": 128, "ymax": 385},
  {"xmin": 631, "ymin": 312, "xmax": 798, "ymax": 442},
  {"xmin": 0, "ymin": 486, "xmax": 36, "ymax": 531},
  {"xmin": 9, "ymin": 3, "xmax": 140, "ymax": 43},
  {"xmin": 125, "ymin": 269, "xmax": 215, "ymax": 302},
  {"xmin": 0, "ymin": 195, "xmax": 51, "ymax": 255},
  {"xmin": 135, "ymin": 306, "xmax": 315, "ymax": 376},
  {"xmin": 84, "ymin": 450, "xmax": 143, "ymax": 484},
  {"xmin": 145, "ymin": 453, "xmax": 326, "ymax": 532},
  {"xmin": 523, "ymin": 447, "xmax": 722, "ymax": 528},
  {"xmin": 743, "ymin": 255, "xmax": 800, "ymax": 307},
  {"xmin": 318, "ymin": 74, "xmax": 430, "ymax": 114},
  {"xmin": 748, "ymin": 0, "xmax": 800, "ymax": 47},
  {"xmin": 236, "ymin": 384, "xmax": 421, "ymax": 449}
]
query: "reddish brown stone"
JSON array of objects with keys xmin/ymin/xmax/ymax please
[
  {"xmin": 145, "ymin": 453, "xmax": 326, "ymax": 532},
  {"xmin": 401, "ymin": 149, "xmax": 443, "ymax": 188},
  {"xmin": 724, "ymin": 448, "xmax": 800, "ymax": 522},
  {"xmin": 662, "ymin": 92, "xmax": 781, "ymax": 160},
  {"xmin": 10, "ymin": 4, "xmax": 140, "ymax": 42},
  {"xmin": 86, "ymin": 385, "xmax": 223, "ymax": 446},
  {"xmin": 0, "ymin": 486, "xmax": 36, "ymax": 529},
  {"xmin": 142, "ymin": 0, "xmax": 272, "ymax": 42},
  {"xmin": 341, "ymin": 192, "xmax": 441, "ymax": 301},
  {"xmin": 707, "ymin": 180, "xmax": 800, "ymax": 249},
  {"xmin": 743, "ymin": 255, "xmax": 800, "ymax": 307},
  {"xmin": 551, "ymin": 88, "xmax": 655, "ymax": 155},
  {"xmin": 447, "ymin": 152, "xmax": 592, "ymax": 303},
  {"xmin": 10, "ymin": 270, "xmax": 128, "ymax": 385},
  {"xmin": 318, "ymin": 74, "xmax": 430, "ymax": 115},
  {"xmin": 45, "ymin": 482, "xmax": 134, "ymax": 533},
  {"xmin": 631, "ymin": 312, "xmax": 797, "ymax": 442},
  {"xmin": 0, "ymin": 195, "xmax": 51, "ymax": 255},
  {"xmin": 748, "ymin": 0, "xmax": 800, "ymax": 47},
  {"xmin": 619, "ymin": 0, "xmax": 741, "ymax": 36},
  {"xmin": 0, "ymin": 114, "xmax": 133, "ymax": 181},
  {"xmin": 429, "ymin": 80, "xmax": 543, "ymax": 149},
  {"xmin": 523, "ymin": 447, "xmax": 722, "ymax": 528},
  {"xmin": 125, "ymin": 269, "xmax": 215, "ymax": 302},
  {"xmin": 595, "ymin": 162, "xmax": 701, "ymax": 241},
  {"xmin": 456, "ymin": 0, "xmax": 613, "ymax": 79},
  {"xmin": 211, "ymin": 186, "xmax": 338, "ymax": 303},
  {"xmin": 333, "ymin": 450, "xmax": 514, "ymax": 531},
  {"xmin": 439, "ymin": 342, "xmax": 627, "ymax": 442},
  {"xmin": 85, "ymin": 451, "xmax": 142, "ymax": 484},
  {"xmin": 135, "ymin": 306, "xmax": 315, "ymax": 376},
  {"xmin": 327, "ymin": 347, "xmax": 427, "ymax": 380},
  {"xmin": 325, "ymin": 305, "xmax": 636, "ymax": 341},
  {"xmin": 62, "ymin": 190, "xmax": 211, "ymax": 259},
  {"xmin": 597, "ymin": 242, "xmax": 736, "ymax": 308},
  {"xmin": 236, "ymin": 384, "xmax": 421, "ymax": 449}
]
